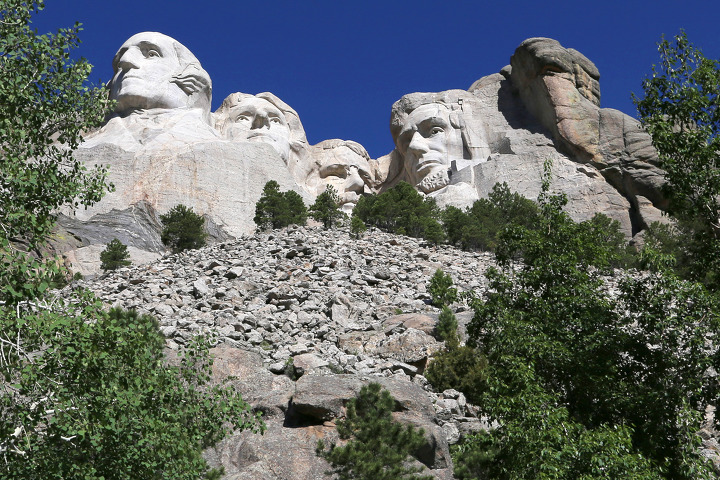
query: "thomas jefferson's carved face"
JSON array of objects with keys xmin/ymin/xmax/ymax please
[
  {"xmin": 224, "ymin": 97, "xmax": 291, "ymax": 161},
  {"xmin": 319, "ymin": 146, "xmax": 372, "ymax": 210},
  {"xmin": 110, "ymin": 33, "xmax": 188, "ymax": 114},
  {"xmin": 396, "ymin": 103, "xmax": 463, "ymax": 193}
]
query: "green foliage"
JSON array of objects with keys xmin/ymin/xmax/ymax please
[
  {"xmin": 0, "ymin": 0, "xmax": 112, "ymax": 304},
  {"xmin": 634, "ymin": 32, "xmax": 720, "ymax": 289},
  {"xmin": 0, "ymin": 305, "xmax": 264, "ymax": 479},
  {"xmin": 160, "ymin": 204, "xmax": 208, "ymax": 254},
  {"xmin": 350, "ymin": 214, "xmax": 367, "ymax": 238},
  {"xmin": 309, "ymin": 185, "xmax": 345, "ymax": 229},
  {"xmin": 353, "ymin": 182, "xmax": 444, "ymax": 242},
  {"xmin": 442, "ymin": 182, "xmax": 540, "ymax": 252},
  {"xmin": 254, "ymin": 180, "xmax": 308, "ymax": 230},
  {"xmin": 428, "ymin": 268, "xmax": 457, "ymax": 307},
  {"xmin": 435, "ymin": 305, "xmax": 458, "ymax": 343},
  {"xmin": 425, "ymin": 343, "xmax": 487, "ymax": 405},
  {"xmin": 0, "ymin": 0, "xmax": 112, "ymax": 251},
  {"xmin": 100, "ymin": 238, "xmax": 131, "ymax": 271},
  {"xmin": 0, "ymin": 5, "xmax": 264, "ymax": 479},
  {"xmin": 316, "ymin": 383, "xmax": 432, "ymax": 480},
  {"xmin": 466, "ymin": 164, "xmax": 719, "ymax": 478}
]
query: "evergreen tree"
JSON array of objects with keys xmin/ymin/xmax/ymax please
[
  {"xmin": 316, "ymin": 383, "xmax": 432, "ymax": 480},
  {"xmin": 435, "ymin": 305, "xmax": 458, "ymax": 342},
  {"xmin": 160, "ymin": 204, "xmax": 207, "ymax": 253},
  {"xmin": 350, "ymin": 214, "xmax": 367, "ymax": 238},
  {"xmin": 428, "ymin": 268, "xmax": 457, "ymax": 307},
  {"xmin": 310, "ymin": 185, "xmax": 344, "ymax": 229},
  {"xmin": 254, "ymin": 180, "xmax": 307, "ymax": 229},
  {"xmin": 100, "ymin": 238, "xmax": 131, "ymax": 271},
  {"xmin": 353, "ymin": 182, "xmax": 442, "ymax": 241},
  {"xmin": 441, "ymin": 182, "xmax": 540, "ymax": 252},
  {"xmin": 282, "ymin": 189, "xmax": 308, "ymax": 227}
]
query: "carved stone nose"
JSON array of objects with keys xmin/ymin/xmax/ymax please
[
  {"xmin": 251, "ymin": 114, "xmax": 270, "ymax": 129},
  {"xmin": 407, "ymin": 131, "xmax": 428, "ymax": 153},
  {"xmin": 117, "ymin": 48, "xmax": 141, "ymax": 71}
]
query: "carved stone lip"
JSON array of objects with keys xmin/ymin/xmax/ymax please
[
  {"xmin": 415, "ymin": 157, "xmax": 446, "ymax": 174},
  {"xmin": 246, "ymin": 131, "xmax": 274, "ymax": 140}
]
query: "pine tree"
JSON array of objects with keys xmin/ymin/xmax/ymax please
[
  {"xmin": 309, "ymin": 185, "xmax": 344, "ymax": 229},
  {"xmin": 254, "ymin": 181, "xmax": 307, "ymax": 229},
  {"xmin": 100, "ymin": 238, "xmax": 131, "ymax": 271},
  {"xmin": 350, "ymin": 214, "xmax": 367, "ymax": 239},
  {"xmin": 160, "ymin": 204, "xmax": 207, "ymax": 253},
  {"xmin": 316, "ymin": 383, "xmax": 432, "ymax": 480}
]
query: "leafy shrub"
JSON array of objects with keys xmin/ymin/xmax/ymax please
[
  {"xmin": 100, "ymin": 238, "xmax": 131, "ymax": 271},
  {"xmin": 0, "ymin": 305, "xmax": 264, "ymax": 479},
  {"xmin": 254, "ymin": 180, "xmax": 307, "ymax": 230},
  {"xmin": 634, "ymin": 32, "xmax": 720, "ymax": 291},
  {"xmin": 466, "ymin": 163, "xmax": 720, "ymax": 478},
  {"xmin": 160, "ymin": 204, "xmax": 207, "ymax": 253},
  {"xmin": 316, "ymin": 382, "xmax": 432, "ymax": 480}
]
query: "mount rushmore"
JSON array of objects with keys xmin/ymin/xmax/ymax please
[{"xmin": 56, "ymin": 32, "xmax": 668, "ymax": 274}]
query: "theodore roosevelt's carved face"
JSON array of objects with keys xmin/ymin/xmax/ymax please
[
  {"xmin": 222, "ymin": 97, "xmax": 292, "ymax": 161},
  {"xmin": 395, "ymin": 103, "xmax": 464, "ymax": 193},
  {"xmin": 110, "ymin": 32, "xmax": 210, "ymax": 116}
]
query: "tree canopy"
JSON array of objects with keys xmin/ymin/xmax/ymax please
[
  {"xmin": 634, "ymin": 31, "xmax": 720, "ymax": 288},
  {"xmin": 455, "ymin": 165, "xmax": 720, "ymax": 479},
  {"xmin": 160, "ymin": 204, "xmax": 208, "ymax": 253},
  {"xmin": 254, "ymin": 180, "xmax": 308, "ymax": 230}
]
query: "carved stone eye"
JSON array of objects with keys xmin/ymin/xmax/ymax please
[{"xmin": 147, "ymin": 49, "xmax": 160, "ymax": 58}]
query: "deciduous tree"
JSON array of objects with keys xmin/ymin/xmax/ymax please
[{"xmin": 634, "ymin": 31, "xmax": 720, "ymax": 288}]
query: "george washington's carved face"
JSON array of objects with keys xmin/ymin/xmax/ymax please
[
  {"xmin": 395, "ymin": 103, "xmax": 464, "ymax": 193},
  {"xmin": 109, "ymin": 32, "xmax": 210, "ymax": 117}
]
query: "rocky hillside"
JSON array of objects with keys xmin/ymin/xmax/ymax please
[
  {"xmin": 61, "ymin": 224, "xmax": 720, "ymax": 478},
  {"xmin": 66, "ymin": 225, "xmax": 500, "ymax": 479}
]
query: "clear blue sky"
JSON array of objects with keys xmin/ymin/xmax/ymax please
[{"xmin": 32, "ymin": 0, "xmax": 719, "ymax": 159}]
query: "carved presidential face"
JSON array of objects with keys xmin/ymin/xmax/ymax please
[
  {"xmin": 110, "ymin": 32, "xmax": 192, "ymax": 114},
  {"xmin": 396, "ymin": 103, "xmax": 464, "ymax": 193},
  {"xmin": 223, "ymin": 97, "xmax": 292, "ymax": 161},
  {"xmin": 319, "ymin": 146, "xmax": 372, "ymax": 210}
]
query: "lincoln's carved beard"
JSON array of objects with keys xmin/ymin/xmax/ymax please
[{"xmin": 417, "ymin": 168, "xmax": 450, "ymax": 194}]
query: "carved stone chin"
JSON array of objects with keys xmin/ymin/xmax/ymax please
[{"xmin": 417, "ymin": 168, "xmax": 450, "ymax": 194}]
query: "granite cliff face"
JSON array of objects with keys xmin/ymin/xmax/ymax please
[{"xmin": 59, "ymin": 33, "xmax": 668, "ymax": 274}]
